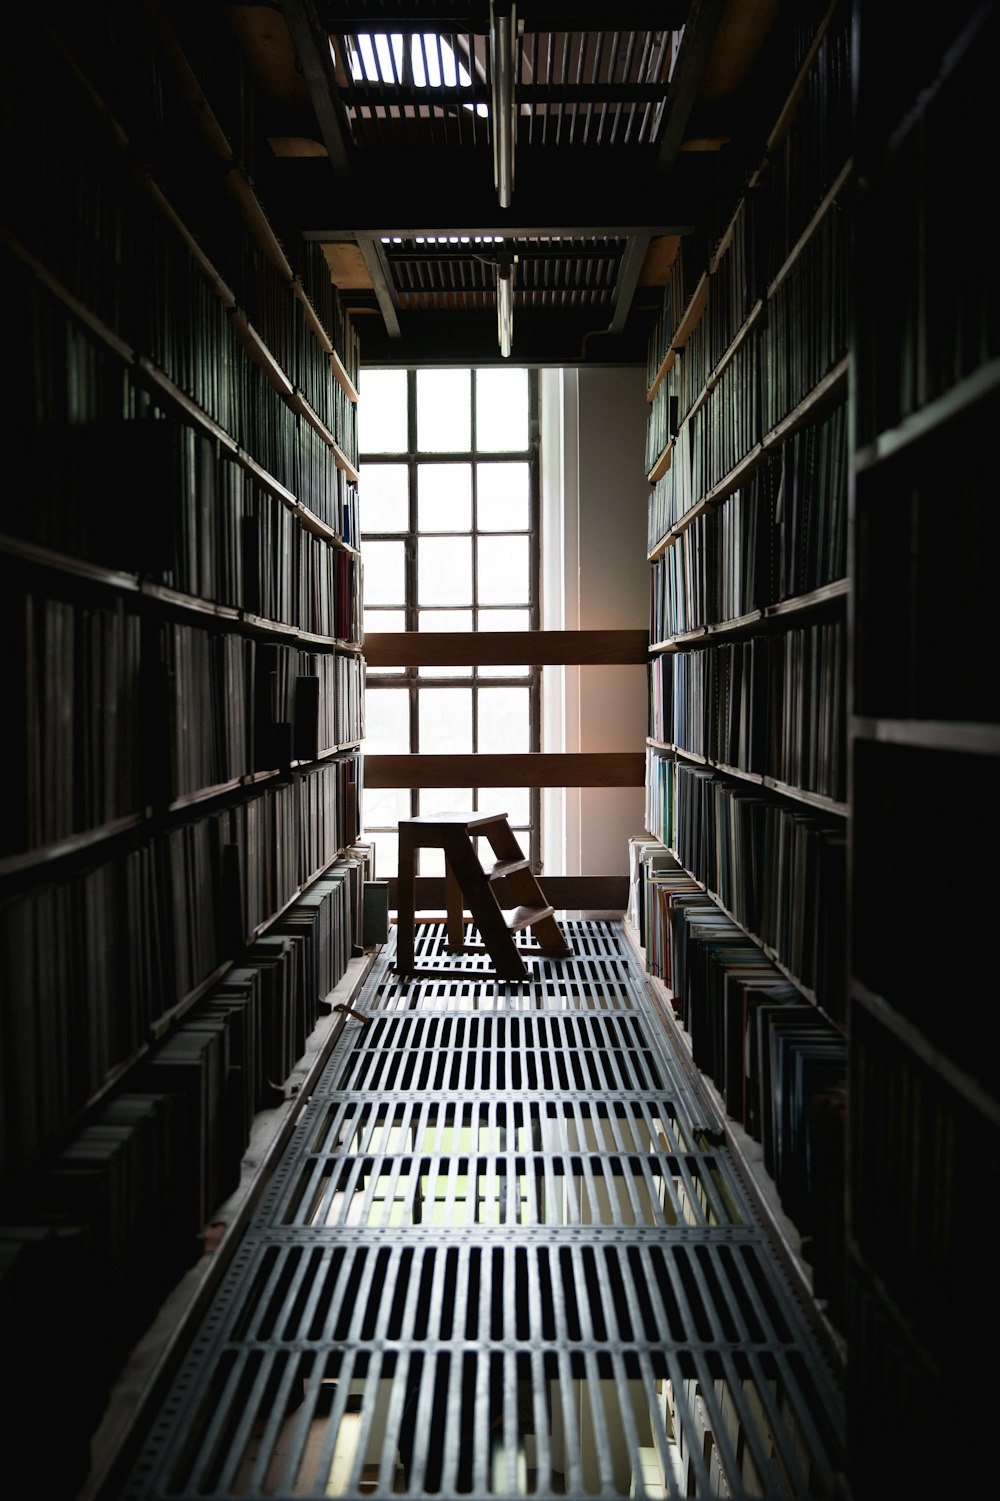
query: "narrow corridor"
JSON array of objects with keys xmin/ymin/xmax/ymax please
[{"xmin": 115, "ymin": 921, "xmax": 847, "ymax": 1500}]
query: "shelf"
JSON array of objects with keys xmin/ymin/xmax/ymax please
[
  {"xmin": 646, "ymin": 302, "xmax": 764, "ymax": 485},
  {"xmin": 851, "ymin": 717, "xmax": 1000, "ymax": 756},
  {"xmin": 766, "ymin": 161, "xmax": 853, "ymax": 301},
  {"xmin": 0, "ymin": 532, "xmax": 141, "ymax": 594},
  {"xmin": 853, "ymin": 356, "xmax": 1000, "ymax": 472},
  {"xmin": 142, "ymin": 0, "xmax": 357, "ymax": 393},
  {"xmin": 2, "ymin": 749, "xmax": 362, "ymax": 884},
  {"xmin": 0, "ymin": 812, "xmax": 150, "ymax": 882},
  {"xmin": 650, "ymin": 579, "xmax": 849, "ymax": 650},
  {"xmin": 33, "ymin": 25, "xmax": 359, "ymax": 503},
  {"xmin": 880, "ymin": 2, "xmax": 996, "ymax": 166},
  {"xmin": 645, "ymin": 271, "xmax": 709, "ymax": 403},
  {"xmin": 767, "ymin": 0, "xmax": 842, "ymax": 152},
  {"xmin": 664, "ymin": 743, "xmax": 848, "ymax": 817},
  {"xmin": 0, "ymin": 535, "xmax": 358, "ymax": 647},
  {"xmin": 852, "ymin": 980, "xmax": 1000, "ymax": 1131},
  {"xmin": 659, "ymin": 849, "xmax": 840, "ymax": 1027},
  {"xmin": 762, "ymin": 357, "xmax": 850, "ymax": 449}
]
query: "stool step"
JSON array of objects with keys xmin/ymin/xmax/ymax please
[
  {"xmin": 488, "ymin": 858, "xmax": 531, "ymax": 881},
  {"xmin": 396, "ymin": 812, "xmax": 571, "ymax": 976},
  {"xmin": 508, "ymin": 903, "xmax": 554, "ymax": 931}
]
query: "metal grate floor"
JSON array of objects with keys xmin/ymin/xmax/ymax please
[{"xmin": 117, "ymin": 921, "xmax": 846, "ymax": 1500}]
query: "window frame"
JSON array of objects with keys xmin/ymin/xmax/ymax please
[{"xmin": 361, "ymin": 366, "xmax": 542, "ymax": 874}]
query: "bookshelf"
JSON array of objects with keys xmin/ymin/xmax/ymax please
[
  {"xmin": 846, "ymin": 3, "xmax": 1000, "ymax": 1494},
  {"xmin": 636, "ymin": 0, "xmax": 852, "ymax": 1338},
  {"xmin": 0, "ymin": 4, "xmax": 368, "ymax": 1492}
]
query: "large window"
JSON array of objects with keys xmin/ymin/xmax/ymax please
[{"xmin": 360, "ymin": 367, "xmax": 540, "ymax": 880}]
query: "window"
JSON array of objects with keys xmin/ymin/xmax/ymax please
[{"xmin": 360, "ymin": 367, "xmax": 540, "ymax": 881}]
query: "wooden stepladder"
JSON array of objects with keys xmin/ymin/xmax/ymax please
[{"xmin": 395, "ymin": 812, "xmax": 572, "ymax": 979}]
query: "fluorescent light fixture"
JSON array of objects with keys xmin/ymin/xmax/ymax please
[
  {"xmin": 490, "ymin": 2, "xmax": 516, "ymax": 208},
  {"xmin": 496, "ymin": 248, "xmax": 514, "ymax": 358}
]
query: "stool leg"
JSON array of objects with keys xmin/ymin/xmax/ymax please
[
  {"xmin": 396, "ymin": 828, "xmax": 416, "ymax": 972},
  {"xmin": 444, "ymin": 857, "xmax": 465, "ymax": 952}
]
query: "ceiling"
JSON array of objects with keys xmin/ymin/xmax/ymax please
[{"xmin": 228, "ymin": 0, "xmax": 785, "ymax": 366}]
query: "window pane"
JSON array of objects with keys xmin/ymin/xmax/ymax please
[
  {"xmin": 419, "ymin": 536, "xmax": 472, "ymax": 606},
  {"xmin": 417, "ymin": 369, "xmax": 471, "ymax": 451},
  {"xmin": 418, "ymin": 608, "xmax": 472, "ymax": 678},
  {"xmin": 419, "ymin": 846, "xmax": 446, "ymax": 878},
  {"xmin": 419, "ymin": 687, "xmax": 472, "ymax": 752},
  {"xmin": 476, "ymin": 367, "xmax": 529, "ymax": 451},
  {"xmin": 418, "ymin": 787, "xmax": 475, "ymax": 816},
  {"xmin": 482, "ymin": 786, "xmax": 532, "ymax": 825},
  {"xmin": 363, "ymin": 685, "xmax": 411, "ymax": 753},
  {"xmin": 364, "ymin": 787, "xmax": 412, "ymax": 825},
  {"xmin": 418, "ymin": 463, "xmax": 472, "ymax": 531},
  {"xmin": 359, "ymin": 368, "xmax": 408, "ymax": 452},
  {"xmin": 370, "ymin": 831, "xmax": 398, "ymax": 882},
  {"xmin": 476, "ymin": 534, "xmax": 529, "ymax": 605},
  {"xmin": 477, "ymin": 608, "xmax": 530, "ymax": 677},
  {"xmin": 479, "ymin": 686, "xmax": 530, "ymax": 752},
  {"xmin": 364, "ymin": 607, "xmax": 406, "ymax": 633},
  {"xmin": 359, "ymin": 463, "xmax": 409, "ymax": 532},
  {"xmin": 362, "ymin": 539, "xmax": 406, "ymax": 605},
  {"xmin": 477, "ymin": 462, "xmax": 530, "ymax": 530}
]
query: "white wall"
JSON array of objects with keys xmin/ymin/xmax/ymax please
[{"xmin": 541, "ymin": 366, "xmax": 649, "ymax": 880}]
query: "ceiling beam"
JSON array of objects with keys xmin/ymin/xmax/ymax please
[
  {"xmin": 355, "ymin": 236, "xmax": 402, "ymax": 336},
  {"xmin": 318, "ymin": 4, "xmax": 690, "ymax": 32},
  {"xmin": 261, "ymin": 151, "xmax": 709, "ymax": 238},
  {"xmin": 281, "ymin": 0, "xmax": 354, "ymax": 176},
  {"xmin": 608, "ymin": 232, "xmax": 651, "ymax": 334},
  {"xmin": 655, "ymin": 0, "xmax": 731, "ymax": 170}
]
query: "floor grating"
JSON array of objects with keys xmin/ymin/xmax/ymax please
[{"xmin": 117, "ymin": 921, "xmax": 847, "ymax": 1500}]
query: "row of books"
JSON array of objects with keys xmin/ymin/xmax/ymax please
[
  {"xmin": 758, "ymin": 0, "xmax": 853, "ymax": 283},
  {"xmin": 654, "ymin": 618, "xmax": 846, "ymax": 802},
  {"xmin": 704, "ymin": 192, "xmax": 763, "ymax": 378},
  {"xmin": 649, "ymin": 405, "xmax": 847, "ymax": 629},
  {"xmin": 646, "ymin": 194, "xmax": 848, "ymax": 488},
  {"xmin": 848, "ymin": 1000, "xmax": 995, "ymax": 1420},
  {"xmin": 6, "ymin": 589, "xmax": 142, "ymax": 854},
  {"xmin": 855, "ymin": 8, "xmax": 997, "ymax": 442},
  {"xmin": 163, "ymin": 627, "xmax": 365, "ymax": 801},
  {"xmin": 760, "ymin": 197, "xmax": 850, "ymax": 433},
  {"xmin": 5, "ymin": 69, "xmax": 357, "ymax": 522},
  {"xmin": 4, "ymin": 581, "xmax": 364, "ymax": 855},
  {"xmin": 629, "ymin": 836, "xmax": 846, "ymax": 1313},
  {"xmin": 0, "ymin": 753, "xmax": 361, "ymax": 1178},
  {"xmin": 854, "ymin": 394, "xmax": 997, "ymax": 726},
  {"xmin": 0, "ymin": 852, "xmax": 364, "ymax": 1487},
  {"xmin": 646, "ymin": 756, "xmax": 846, "ymax": 1021},
  {"xmin": 6, "ymin": 253, "xmax": 361, "ymax": 576},
  {"xmin": 644, "ymin": 230, "xmax": 713, "ymax": 390},
  {"xmin": 648, "ymin": 396, "xmax": 846, "ymax": 593}
]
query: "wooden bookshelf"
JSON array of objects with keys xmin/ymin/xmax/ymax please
[
  {"xmin": 0, "ymin": 8, "xmax": 371, "ymax": 1490},
  {"xmin": 638, "ymin": 0, "xmax": 853, "ymax": 1348},
  {"xmin": 846, "ymin": 5, "xmax": 1000, "ymax": 1492}
]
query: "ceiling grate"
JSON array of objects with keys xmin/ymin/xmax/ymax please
[{"xmin": 117, "ymin": 920, "xmax": 846, "ymax": 1500}]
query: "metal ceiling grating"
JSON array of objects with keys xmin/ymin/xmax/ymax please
[
  {"xmin": 117, "ymin": 920, "xmax": 846, "ymax": 1500},
  {"xmin": 381, "ymin": 238, "xmax": 625, "ymax": 312},
  {"xmin": 327, "ymin": 15, "xmax": 679, "ymax": 153}
]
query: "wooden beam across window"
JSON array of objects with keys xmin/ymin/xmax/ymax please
[
  {"xmin": 385, "ymin": 875, "xmax": 629, "ymax": 912},
  {"xmin": 364, "ymin": 753, "xmax": 645, "ymax": 788},
  {"xmin": 363, "ymin": 629, "xmax": 649, "ymax": 668}
]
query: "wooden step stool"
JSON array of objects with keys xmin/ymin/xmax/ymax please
[{"xmin": 395, "ymin": 812, "xmax": 572, "ymax": 979}]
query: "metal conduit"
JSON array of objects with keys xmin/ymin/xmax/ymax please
[{"xmin": 118, "ymin": 920, "xmax": 846, "ymax": 1500}]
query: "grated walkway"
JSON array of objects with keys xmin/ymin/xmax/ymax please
[{"xmin": 116, "ymin": 920, "xmax": 847, "ymax": 1500}]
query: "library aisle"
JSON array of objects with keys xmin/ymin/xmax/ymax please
[{"xmin": 112, "ymin": 920, "xmax": 847, "ymax": 1500}]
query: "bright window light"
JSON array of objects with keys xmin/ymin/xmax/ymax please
[{"xmin": 349, "ymin": 33, "xmax": 488, "ymax": 115}]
